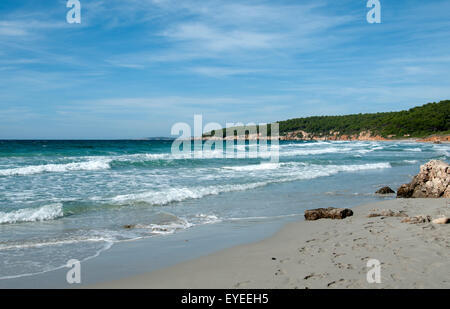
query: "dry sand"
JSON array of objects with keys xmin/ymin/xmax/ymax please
[{"xmin": 92, "ymin": 199, "xmax": 449, "ymax": 289}]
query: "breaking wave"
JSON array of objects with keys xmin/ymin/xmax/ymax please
[
  {"xmin": 222, "ymin": 163, "xmax": 280, "ymax": 171},
  {"xmin": 108, "ymin": 162, "xmax": 391, "ymax": 206},
  {"xmin": 0, "ymin": 160, "xmax": 111, "ymax": 176},
  {"xmin": 0, "ymin": 203, "xmax": 63, "ymax": 224}
]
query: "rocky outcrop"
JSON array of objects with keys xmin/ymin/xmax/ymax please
[
  {"xmin": 397, "ymin": 185, "xmax": 414, "ymax": 198},
  {"xmin": 397, "ymin": 160, "xmax": 450, "ymax": 198},
  {"xmin": 304, "ymin": 207, "xmax": 353, "ymax": 221},
  {"xmin": 375, "ymin": 186, "xmax": 395, "ymax": 194},
  {"xmin": 279, "ymin": 130, "xmax": 388, "ymax": 141},
  {"xmin": 417, "ymin": 135, "xmax": 450, "ymax": 143}
]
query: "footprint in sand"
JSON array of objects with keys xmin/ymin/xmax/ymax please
[
  {"xmin": 327, "ymin": 278, "xmax": 345, "ymax": 287},
  {"xmin": 234, "ymin": 280, "xmax": 251, "ymax": 288}
]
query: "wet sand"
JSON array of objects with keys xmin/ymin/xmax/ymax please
[{"xmin": 91, "ymin": 199, "xmax": 450, "ymax": 289}]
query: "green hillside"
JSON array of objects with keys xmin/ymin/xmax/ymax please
[
  {"xmin": 207, "ymin": 100, "xmax": 449, "ymax": 139},
  {"xmin": 278, "ymin": 100, "xmax": 449, "ymax": 138}
]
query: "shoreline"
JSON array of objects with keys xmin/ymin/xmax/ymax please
[
  {"xmin": 192, "ymin": 136, "xmax": 450, "ymax": 144},
  {"xmin": 91, "ymin": 198, "xmax": 450, "ymax": 289}
]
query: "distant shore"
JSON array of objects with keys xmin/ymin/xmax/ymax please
[
  {"xmin": 91, "ymin": 198, "xmax": 450, "ymax": 289},
  {"xmin": 193, "ymin": 133, "xmax": 450, "ymax": 143}
]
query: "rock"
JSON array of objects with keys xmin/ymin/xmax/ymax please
[
  {"xmin": 375, "ymin": 186, "xmax": 395, "ymax": 194},
  {"xmin": 432, "ymin": 217, "xmax": 450, "ymax": 224},
  {"xmin": 368, "ymin": 209, "xmax": 407, "ymax": 218},
  {"xmin": 397, "ymin": 184, "xmax": 414, "ymax": 198},
  {"xmin": 401, "ymin": 215, "xmax": 432, "ymax": 224},
  {"xmin": 397, "ymin": 160, "xmax": 450, "ymax": 198},
  {"xmin": 123, "ymin": 224, "xmax": 135, "ymax": 229},
  {"xmin": 304, "ymin": 207, "xmax": 353, "ymax": 221}
]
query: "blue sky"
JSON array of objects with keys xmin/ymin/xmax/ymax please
[{"xmin": 0, "ymin": 0, "xmax": 449, "ymax": 139}]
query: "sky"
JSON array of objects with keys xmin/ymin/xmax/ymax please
[{"xmin": 0, "ymin": 0, "xmax": 449, "ymax": 139}]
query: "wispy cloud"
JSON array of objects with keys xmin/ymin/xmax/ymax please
[
  {"xmin": 1, "ymin": 0, "xmax": 449, "ymax": 138},
  {"xmin": 105, "ymin": 0, "xmax": 355, "ymax": 68}
]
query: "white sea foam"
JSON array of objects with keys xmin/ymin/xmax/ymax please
[
  {"xmin": 222, "ymin": 163, "xmax": 280, "ymax": 171},
  {"xmin": 109, "ymin": 162, "xmax": 391, "ymax": 206},
  {"xmin": 0, "ymin": 236, "xmax": 110, "ymax": 250},
  {"xmin": 125, "ymin": 213, "xmax": 221, "ymax": 236},
  {"xmin": 0, "ymin": 159, "xmax": 111, "ymax": 176},
  {"xmin": 405, "ymin": 148, "xmax": 422, "ymax": 152},
  {"xmin": 194, "ymin": 214, "xmax": 222, "ymax": 224},
  {"xmin": 104, "ymin": 144, "xmax": 354, "ymax": 163},
  {"xmin": 330, "ymin": 162, "xmax": 391, "ymax": 172},
  {"xmin": 404, "ymin": 160, "xmax": 418, "ymax": 164},
  {"xmin": 433, "ymin": 145, "xmax": 450, "ymax": 157},
  {"xmin": 111, "ymin": 182, "xmax": 268, "ymax": 206},
  {"xmin": 277, "ymin": 147, "xmax": 353, "ymax": 156},
  {"xmin": 356, "ymin": 146, "xmax": 383, "ymax": 154},
  {"xmin": 0, "ymin": 203, "xmax": 63, "ymax": 224},
  {"xmin": 356, "ymin": 149, "xmax": 373, "ymax": 154},
  {"xmin": 134, "ymin": 218, "xmax": 194, "ymax": 235}
]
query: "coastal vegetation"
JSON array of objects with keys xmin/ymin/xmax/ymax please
[
  {"xmin": 278, "ymin": 100, "xmax": 449, "ymax": 138},
  {"xmin": 207, "ymin": 100, "xmax": 450, "ymax": 139}
]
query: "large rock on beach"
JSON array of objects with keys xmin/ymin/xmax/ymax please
[
  {"xmin": 304, "ymin": 207, "xmax": 353, "ymax": 221},
  {"xmin": 397, "ymin": 160, "xmax": 450, "ymax": 198}
]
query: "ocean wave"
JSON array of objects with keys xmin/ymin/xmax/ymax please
[
  {"xmin": 283, "ymin": 142, "xmax": 329, "ymax": 147},
  {"xmin": 0, "ymin": 160, "xmax": 111, "ymax": 176},
  {"xmin": 0, "ymin": 144, "xmax": 375, "ymax": 173},
  {"xmin": 0, "ymin": 203, "xmax": 63, "ymax": 224},
  {"xmin": 276, "ymin": 147, "xmax": 353, "ymax": 156},
  {"xmin": 0, "ymin": 235, "xmax": 111, "ymax": 250},
  {"xmin": 222, "ymin": 163, "xmax": 280, "ymax": 171},
  {"xmin": 110, "ymin": 182, "xmax": 268, "ymax": 206},
  {"xmin": 133, "ymin": 218, "xmax": 194, "ymax": 235},
  {"xmin": 432, "ymin": 145, "xmax": 450, "ymax": 157},
  {"xmin": 125, "ymin": 214, "xmax": 221, "ymax": 235},
  {"xmin": 330, "ymin": 162, "xmax": 391, "ymax": 172},
  {"xmin": 105, "ymin": 145, "xmax": 353, "ymax": 163},
  {"xmin": 404, "ymin": 160, "xmax": 418, "ymax": 164},
  {"xmin": 108, "ymin": 162, "xmax": 391, "ymax": 206},
  {"xmin": 194, "ymin": 214, "xmax": 222, "ymax": 224},
  {"xmin": 404, "ymin": 148, "xmax": 422, "ymax": 152}
]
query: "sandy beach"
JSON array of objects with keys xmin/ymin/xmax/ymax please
[{"xmin": 91, "ymin": 198, "xmax": 449, "ymax": 289}]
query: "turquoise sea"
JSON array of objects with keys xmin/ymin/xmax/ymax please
[{"xmin": 0, "ymin": 140, "xmax": 448, "ymax": 280}]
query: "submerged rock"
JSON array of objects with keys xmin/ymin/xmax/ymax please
[
  {"xmin": 375, "ymin": 186, "xmax": 395, "ymax": 194},
  {"xmin": 304, "ymin": 207, "xmax": 353, "ymax": 221},
  {"xmin": 397, "ymin": 160, "xmax": 450, "ymax": 198}
]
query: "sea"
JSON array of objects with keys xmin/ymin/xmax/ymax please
[{"xmin": 0, "ymin": 140, "xmax": 448, "ymax": 280}]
